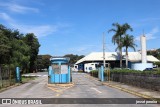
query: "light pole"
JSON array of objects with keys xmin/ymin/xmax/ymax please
[{"xmin": 103, "ymin": 32, "xmax": 106, "ymax": 71}]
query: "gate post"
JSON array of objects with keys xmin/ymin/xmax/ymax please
[
  {"xmin": 16, "ymin": 67, "xmax": 21, "ymax": 82},
  {"xmin": 100, "ymin": 65, "xmax": 104, "ymax": 82}
]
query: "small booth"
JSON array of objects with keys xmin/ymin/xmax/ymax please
[{"xmin": 48, "ymin": 57, "xmax": 71, "ymax": 84}]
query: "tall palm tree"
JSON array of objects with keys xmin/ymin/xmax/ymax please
[
  {"xmin": 108, "ymin": 23, "xmax": 132, "ymax": 68},
  {"xmin": 122, "ymin": 34, "xmax": 137, "ymax": 68}
]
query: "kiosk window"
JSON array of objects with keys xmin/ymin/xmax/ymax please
[
  {"xmin": 61, "ymin": 63, "xmax": 68, "ymax": 74},
  {"xmin": 52, "ymin": 64, "xmax": 60, "ymax": 74}
]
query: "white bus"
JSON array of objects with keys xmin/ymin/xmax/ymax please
[{"xmin": 84, "ymin": 63, "xmax": 99, "ymax": 73}]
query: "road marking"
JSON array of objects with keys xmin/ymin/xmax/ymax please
[
  {"xmin": 56, "ymin": 93, "xmax": 60, "ymax": 97},
  {"xmin": 91, "ymin": 87, "xmax": 102, "ymax": 94}
]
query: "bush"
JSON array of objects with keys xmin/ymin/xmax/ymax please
[
  {"xmin": 154, "ymin": 62, "xmax": 160, "ymax": 67},
  {"xmin": 90, "ymin": 70, "xmax": 98, "ymax": 77},
  {"xmin": 110, "ymin": 69, "xmax": 160, "ymax": 75}
]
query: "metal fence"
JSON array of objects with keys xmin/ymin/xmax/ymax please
[{"xmin": 0, "ymin": 65, "xmax": 16, "ymax": 89}]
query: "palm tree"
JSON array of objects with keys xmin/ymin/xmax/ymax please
[
  {"xmin": 122, "ymin": 34, "xmax": 137, "ymax": 68},
  {"xmin": 108, "ymin": 23, "xmax": 132, "ymax": 68}
]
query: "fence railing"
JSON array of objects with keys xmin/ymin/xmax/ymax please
[{"xmin": 0, "ymin": 65, "xmax": 16, "ymax": 89}]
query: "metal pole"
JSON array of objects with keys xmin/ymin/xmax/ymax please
[
  {"xmin": 103, "ymin": 32, "xmax": 106, "ymax": 71},
  {"xmin": 108, "ymin": 63, "xmax": 110, "ymax": 82}
]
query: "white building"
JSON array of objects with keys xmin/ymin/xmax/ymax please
[{"xmin": 75, "ymin": 52, "xmax": 160, "ymax": 71}]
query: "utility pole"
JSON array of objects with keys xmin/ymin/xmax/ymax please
[{"xmin": 103, "ymin": 32, "xmax": 106, "ymax": 70}]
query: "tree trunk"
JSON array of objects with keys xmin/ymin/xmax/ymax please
[
  {"xmin": 119, "ymin": 36, "xmax": 122, "ymax": 68},
  {"xmin": 120, "ymin": 48, "xmax": 122, "ymax": 68},
  {"xmin": 126, "ymin": 48, "xmax": 128, "ymax": 68}
]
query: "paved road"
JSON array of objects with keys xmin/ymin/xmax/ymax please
[{"xmin": 0, "ymin": 72, "xmax": 159, "ymax": 107}]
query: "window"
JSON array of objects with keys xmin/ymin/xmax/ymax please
[
  {"xmin": 61, "ymin": 63, "xmax": 68, "ymax": 74},
  {"xmin": 52, "ymin": 63, "xmax": 60, "ymax": 74},
  {"xmin": 89, "ymin": 67, "xmax": 92, "ymax": 70}
]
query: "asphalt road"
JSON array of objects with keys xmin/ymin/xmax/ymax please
[{"xmin": 0, "ymin": 72, "xmax": 159, "ymax": 107}]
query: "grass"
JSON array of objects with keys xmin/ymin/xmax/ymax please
[
  {"xmin": 0, "ymin": 76, "xmax": 37, "ymax": 92},
  {"xmin": 21, "ymin": 76, "xmax": 37, "ymax": 83}
]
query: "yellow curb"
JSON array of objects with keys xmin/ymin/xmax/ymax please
[
  {"xmin": 88, "ymin": 75, "xmax": 157, "ymax": 100},
  {"xmin": 102, "ymin": 82, "xmax": 155, "ymax": 99},
  {"xmin": 47, "ymin": 83, "xmax": 74, "ymax": 95},
  {"xmin": 47, "ymin": 83, "xmax": 74, "ymax": 87},
  {"xmin": 55, "ymin": 93, "xmax": 60, "ymax": 97}
]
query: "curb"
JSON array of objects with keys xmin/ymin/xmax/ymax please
[
  {"xmin": 102, "ymin": 82, "xmax": 153, "ymax": 98},
  {"xmin": 47, "ymin": 82, "xmax": 74, "ymax": 87},
  {"xmin": 88, "ymin": 74, "xmax": 158, "ymax": 100},
  {"xmin": 102, "ymin": 82, "xmax": 160, "ymax": 103}
]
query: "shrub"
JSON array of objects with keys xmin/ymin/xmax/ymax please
[
  {"xmin": 154, "ymin": 62, "xmax": 160, "ymax": 67},
  {"xmin": 110, "ymin": 69, "xmax": 160, "ymax": 75},
  {"xmin": 90, "ymin": 70, "xmax": 98, "ymax": 77}
]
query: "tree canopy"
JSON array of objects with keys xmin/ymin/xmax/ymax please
[
  {"xmin": 122, "ymin": 34, "xmax": 137, "ymax": 68},
  {"xmin": 0, "ymin": 24, "xmax": 40, "ymax": 73},
  {"xmin": 108, "ymin": 23, "xmax": 133, "ymax": 68},
  {"xmin": 147, "ymin": 49, "xmax": 160, "ymax": 60},
  {"xmin": 64, "ymin": 54, "xmax": 84, "ymax": 65},
  {"xmin": 37, "ymin": 54, "xmax": 52, "ymax": 71}
]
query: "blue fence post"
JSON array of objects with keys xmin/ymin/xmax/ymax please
[
  {"xmin": 68, "ymin": 66, "xmax": 71, "ymax": 83},
  {"xmin": 101, "ymin": 65, "xmax": 104, "ymax": 82},
  {"xmin": 16, "ymin": 67, "xmax": 20, "ymax": 82}
]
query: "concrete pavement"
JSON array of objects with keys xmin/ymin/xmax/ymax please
[{"xmin": 0, "ymin": 72, "xmax": 159, "ymax": 107}]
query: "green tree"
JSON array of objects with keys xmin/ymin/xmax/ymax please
[
  {"xmin": 23, "ymin": 33, "xmax": 40, "ymax": 73},
  {"xmin": 10, "ymin": 39, "xmax": 30, "ymax": 73},
  {"xmin": 147, "ymin": 48, "xmax": 160, "ymax": 60},
  {"xmin": 157, "ymin": 48, "xmax": 160, "ymax": 60},
  {"xmin": 0, "ymin": 25, "xmax": 11, "ymax": 65},
  {"xmin": 108, "ymin": 23, "xmax": 132, "ymax": 68},
  {"xmin": 0, "ymin": 24, "xmax": 40, "ymax": 74},
  {"xmin": 64, "ymin": 54, "xmax": 84, "ymax": 65},
  {"xmin": 122, "ymin": 34, "xmax": 136, "ymax": 68},
  {"xmin": 37, "ymin": 55, "xmax": 52, "ymax": 71}
]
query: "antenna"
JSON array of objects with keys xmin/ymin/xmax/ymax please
[{"xmin": 143, "ymin": 29, "xmax": 145, "ymax": 36}]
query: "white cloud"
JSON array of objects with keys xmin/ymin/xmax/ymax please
[
  {"xmin": 0, "ymin": 12, "xmax": 58, "ymax": 38},
  {"xmin": 0, "ymin": 2, "xmax": 39, "ymax": 14},
  {"xmin": 12, "ymin": 24, "xmax": 58, "ymax": 38},
  {"xmin": 140, "ymin": 18, "xmax": 160, "ymax": 22},
  {"xmin": 135, "ymin": 27, "xmax": 159, "ymax": 41},
  {"xmin": 68, "ymin": 45, "xmax": 102, "ymax": 55},
  {"xmin": 0, "ymin": 12, "xmax": 14, "ymax": 22}
]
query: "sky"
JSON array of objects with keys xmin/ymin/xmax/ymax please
[{"xmin": 0, "ymin": 0, "xmax": 160, "ymax": 56}]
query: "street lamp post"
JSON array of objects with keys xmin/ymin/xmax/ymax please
[{"xmin": 103, "ymin": 32, "xmax": 106, "ymax": 71}]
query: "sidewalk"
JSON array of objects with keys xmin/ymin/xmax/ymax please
[
  {"xmin": 103, "ymin": 81, "xmax": 160, "ymax": 99},
  {"xmin": 88, "ymin": 74, "xmax": 160, "ymax": 99}
]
